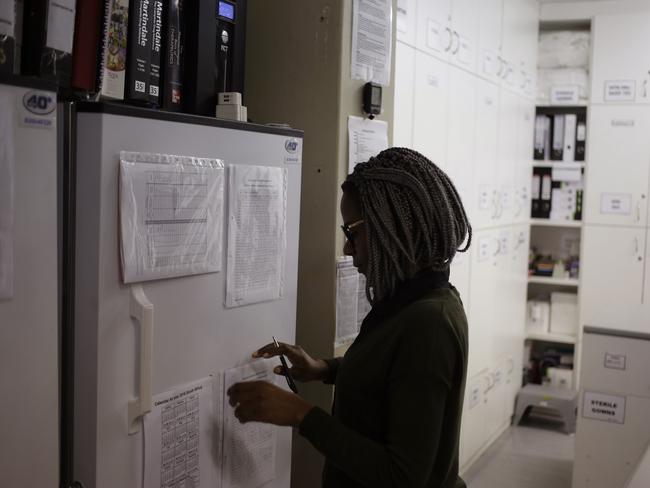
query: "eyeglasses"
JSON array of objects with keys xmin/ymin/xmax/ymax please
[{"xmin": 341, "ymin": 219, "xmax": 365, "ymax": 247}]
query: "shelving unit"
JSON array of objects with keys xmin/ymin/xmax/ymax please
[
  {"xmin": 525, "ymin": 331, "xmax": 577, "ymax": 344},
  {"xmin": 533, "ymin": 161, "xmax": 586, "ymax": 169},
  {"xmin": 530, "ymin": 218, "xmax": 582, "ymax": 228},
  {"xmin": 528, "ymin": 276, "xmax": 579, "ymax": 286}
]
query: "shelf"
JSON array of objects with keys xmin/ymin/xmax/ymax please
[
  {"xmin": 530, "ymin": 219, "xmax": 583, "ymax": 228},
  {"xmin": 526, "ymin": 331, "xmax": 577, "ymax": 345},
  {"xmin": 532, "ymin": 161, "xmax": 586, "ymax": 169},
  {"xmin": 528, "ymin": 276, "xmax": 579, "ymax": 287},
  {"xmin": 535, "ymin": 102, "xmax": 589, "ymax": 108}
]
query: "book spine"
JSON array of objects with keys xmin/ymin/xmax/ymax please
[
  {"xmin": 0, "ymin": 1, "xmax": 17, "ymax": 73},
  {"xmin": 161, "ymin": 0, "xmax": 184, "ymax": 111},
  {"xmin": 533, "ymin": 115, "xmax": 545, "ymax": 160},
  {"xmin": 149, "ymin": 0, "xmax": 163, "ymax": 105},
  {"xmin": 575, "ymin": 113, "xmax": 587, "ymax": 162},
  {"xmin": 72, "ymin": 0, "xmax": 104, "ymax": 92},
  {"xmin": 126, "ymin": 0, "xmax": 152, "ymax": 102},
  {"xmin": 563, "ymin": 114, "xmax": 577, "ymax": 162},
  {"xmin": 551, "ymin": 114, "xmax": 564, "ymax": 161},
  {"xmin": 99, "ymin": 0, "xmax": 130, "ymax": 100}
]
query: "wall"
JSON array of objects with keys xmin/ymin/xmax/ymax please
[
  {"xmin": 540, "ymin": 0, "xmax": 650, "ymax": 21},
  {"xmin": 245, "ymin": 1, "xmax": 396, "ymax": 486}
]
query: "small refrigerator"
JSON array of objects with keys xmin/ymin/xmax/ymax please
[
  {"xmin": 0, "ymin": 77, "xmax": 59, "ymax": 487},
  {"xmin": 67, "ymin": 103, "xmax": 303, "ymax": 488}
]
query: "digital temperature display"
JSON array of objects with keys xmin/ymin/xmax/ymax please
[{"xmin": 218, "ymin": 1, "xmax": 235, "ymax": 20}]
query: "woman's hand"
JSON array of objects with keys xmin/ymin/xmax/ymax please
[
  {"xmin": 253, "ymin": 342, "xmax": 330, "ymax": 383},
  {"xmin": 227, "ymin": 381, "xmax": 313, "ymax": 427}
]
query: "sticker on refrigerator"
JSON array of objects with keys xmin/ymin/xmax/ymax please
[
  {"xmin": 600, "ymin": 193, "xmax": 632, "ymax": 215},
  {"xmin": 18, "ymin": 91, "xmax": 56, "ymax": 129},
  {"xmin": 604, "ymin": 353, "xmax": 627, "ymax": 371},
  {"xmin": 583, "ymin": 391, "xmax": 626, "ymax": 424},
  {"xmin": 604, "ymin": 80, "xmax": 636, "ymax": 102},
  {"xmin": 119, "ymin": 152, "xmax": 225, "ymax": 283},
  {"xmin": 283, "ymin": 138, "xmax": 301, "ymax": 165}
]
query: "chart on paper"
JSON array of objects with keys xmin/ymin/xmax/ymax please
[{"xmin": 120, "ymin": 152, "xmax": 225, "ymax": 283}]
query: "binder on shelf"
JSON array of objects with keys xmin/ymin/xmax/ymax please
[
  {"xmin": 531, "ymin": 167, "xmax": 542, "ymax": 218},
  {"xmin": 551, "ymin": 114, "xmax": 564, "ymax": 161},
  {"xmin": 126, "ymin": 0, "xmax": 153, "ymax": 103},
  {"xmin": 161, "ymin": 0, "xmax": 184, "ymax": 111},
  {"xmin": 0, "ymin": 1, "xmax": 21, "ymax": 74},
  {"xmin": 98, "ymin": 0, "xmax": 130, "ymax": 100},
  {"xmin": 534, "ymin": 115, "xmax": 547, "ymax": 160},
  {"xmin": 575, "ymin": 113, "xmax": 586, "ymax": 162},
  {"xmin": 148, "ymin": 0, "xmax": 163, "ymax": 106},
  {"xmin": 71, "ymin": 0, "xmax": 104, "ymax": 92},
  {"xmin": 563, "ymin": 114, "xmax": 577, "ymax": 162},
  {"xmin": 21, "ymin": 0, "xmax": 76, "ymax": 86},
  {"xmin": 540, "ymin": 167, "xmax": 552, "ymax": 218}
]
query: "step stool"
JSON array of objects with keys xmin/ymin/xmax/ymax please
[{"xmin": 513, "ymin": 384, "xmax": 578, "ymax": 434}]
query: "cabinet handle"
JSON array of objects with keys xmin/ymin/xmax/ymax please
[
  {"xmin": 444, "ymin": 26, "xmax": 453, "ymax": 52},
  {"xmin": 496, "ymin": 56, "xmax": 504, "ymax": 76},
  {"xmin": 637, "ymin": 202, "xmax": 641, "ymax": 223},
  {"xmin": 452, "ymin": 31, "xmax": 460, "ymax": 55},
  {"xmin": 644, "ymin": 79, "xmax": 648, "ymax": 98},
  {"xmin": 127, "ymin": 284, "xmax": 154, "ymax": 435}
]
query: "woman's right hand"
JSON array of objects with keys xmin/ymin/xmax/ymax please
[{"xmin": 253, "ymin": 342, "xmax": 330, "ymax": 383}]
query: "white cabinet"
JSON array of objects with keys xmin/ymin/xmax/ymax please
[
  {"xmin": 591, "ymin": 12, "xmax": 650, "ymax": 105},
  {"xmin": 496, "ymin": 89, "xmax": 518, "ymax": 224},
  {"xmin": 460, "ymin": 371, "xmax": 488, "ymax": 468},
  {"xmin": 396, "ymin": 0, "xmax": 417, "ymax": 47},
  {"xmin": 477, "ymin": 0, "xmax": 503, "ymax": 83},
  {"xmin": 472, "ymin": 79, "xmax": 500, "ymax": 228},
  {"xmin": 500, "ymin": 0, "xmax": 538, "ymax": 96},
  {"xmin": 394, "ymin": 42, "xmax": 416, "ymax": 147},
  {"xmin": 412, "ymin": 50, "xmax": 449, "ymax": 168},
  {"xmin": 584, "ymin": 105, "xmax": 650, "ymax": 227},
  {"xmin": 513, "ymin": 100, "xmax": 534, "ymax": 224},
  {"xmin": 581, "ymin": 226, "xmax": 648, "ymax": 334},
  {"xmin": 450, "ymin": 249, "xmax": 471, "ymax": 315},
  {"xmin": 448, "ymin": 0, "xmax": 480, "ymax": 73},
  {"xmin": 416, "ymin": 0, "xmax": 452, "ymax": 60},
  {"xmin": 446, "ymin": 66, "xmax": 476, "ymax": 209}
]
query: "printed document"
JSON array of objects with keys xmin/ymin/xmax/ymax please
[
  {"xmin": 119, "ymin": 152, "xmax": 224, "ymax": 283},
  {"xmin": 226, "ymin": 165, "xmax": 287, "ymax": 308},
  {"xmin": 348, "ymin": 116, "xmax": 389, "ymax": 174},
  {"xmin": 222, "ymin": 360, "xmax": 278, "ymax": 488},
  {"xmin": 336, "ymin": 257, "xmax": 360, "ymax": 346},
  {"xmin": 143, "ymin": 377, "xmax": 216, "ymax": 488},
  {"xmin": 351, "ymin": 0, "xmax": 392, "ymax": 86},
  {"xmin": 0, "ymin": 94, "xmax": 14, "ymax": 300}
]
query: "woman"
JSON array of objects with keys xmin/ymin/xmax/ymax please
[{"xmin": 227, "ymin": 147, "xmax": 471, "ymax": 488}]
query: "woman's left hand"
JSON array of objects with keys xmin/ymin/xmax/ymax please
[{"xmin": 227, "ymin": 381, "xmax": 313, "ymax": 427}]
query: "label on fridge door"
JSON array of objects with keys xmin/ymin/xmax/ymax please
[
  {"xmin": 550, "ymin": 85, "xmax": 580, "ymax": 105},
  {"xmin": 600, "ymin": 193, "xmax": 632, "ymax": 215},
  {"xmin": 604, "ymin": 80, "xmax": 636, "ymax": 102},
  {"xmin": 604, "ymin": 353, "xmax": 627, "ymax": 371},
  {"xmin": 583, "ymin": 391, "xmax": 626, "ymax": 424},
  {"xmin": 18, "ymin": 91, "xmax": 56, "ymax": 129}
]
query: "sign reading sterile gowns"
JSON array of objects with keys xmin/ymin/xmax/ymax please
[{"xmin": 226, "ymin": 165, "xmax": 287, "ymax": 308}]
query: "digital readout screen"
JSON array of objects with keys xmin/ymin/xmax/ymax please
[{"xmin": 219, "ymin": 1, "xmax": 235, "ymax": 20}]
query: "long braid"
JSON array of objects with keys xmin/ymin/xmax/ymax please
[{"xmin": 343, "ymin": 147, "xmax": 473, "ymax": 304}]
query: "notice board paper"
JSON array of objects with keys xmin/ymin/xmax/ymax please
[
  {"xmin": 351, "ymin": 0, "xmax": 392, "ymax": 86},
  {"xmin": 225, "ymin": 165, "xmax": 287, "ymax": 308},
  {"xmin": 336, "ymin": 257, "xmax": 360, "ymax": 347},
  {"xmin": 223, "ymin": 360, "xmax": 278, "ymax": 488},
  {"xmin": 143, "ymin": 376, "xmax": 216, "ymax": 488},
  {"xmin": 0, "ymin": 94, "xmax": 14, "ymax": 300},
  {"xmin": 348, "ymin": 115, "xmax": 389, "ymax": 174},
  {"xmin": 119, "ymin": 152, "xmax": 225, "ymax": 284}
]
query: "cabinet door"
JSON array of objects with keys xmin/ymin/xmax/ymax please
[
  {"xmin": 644, "ymin": 231, "xmax": 650, "ymax": 323},
  {"xmin": 513, "ymin": 99, "xmax": 534, "ymax": 224},
  {"xmin": 468, "ymin": 229, "xmax": 498, "ymax": 376},
  {"xmin": 492, "ymin": 228, "xmax": 512, "ymax": 359},
  {"xmin": 416, "ymin": 0, "xmax": 452, "ymax": 60},
  {"xmin": 450, "ymin": 248, "xmax": 471, "ymax": 312},
  {"xmin": 446, "ymin": 66, "xmax": 476, "ymax": 212},
  {"xmin": 477, "ymin": 0, "xmax": 503, "ymax": 84},
  {"xmin": 460, "ymin": 371, "xmax": 488, "ymax": 469},
  {"xmin": 394, "ymin": 42, "xmax": 416, "ymax": 147},
  {"xmin": 581, "ymin": 226, "xmax": 647, "ymax": 333},
  {"xmin": 584, "ymin": 105, "xmax": 650, "ymax": 227},
  {"xmin": 499, "ymin": 0, "xmax": 521, "ymax": 89},
  {"xmin": 485, "ymin": 362, "xmax": 507, "ymax": 440},
  {"xmin": 516, "ymin": 0, "xmax": 539, "ymax": 99},
  {"xmin": 472, "ymin": 79, "xmax": 500, "ymax": 229},
  {"xmin": 496, "ymin": 89, "xmax": 518, "ymax": 225},
  {"xmin": 396, "ymin": 0, "xmax": 417, "ymax": 47},
  {"xmin": 412, "ymin": 51, "xmax": 449, "ymax": 168},
  {"xmin": 508, "ymin": 225, "xmax": 529, "ymax": 349},
  {"xmin": 449, "ymin": 0, "xmax": 479, "ymax": 73},
  {"xmin": 591, "ymin": 12, "xmax": 650, "ymax": 105}
]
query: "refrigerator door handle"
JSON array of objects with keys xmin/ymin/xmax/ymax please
[{"xmin": 128, "ymin": 284, "xmax": 154, "ymax": 435}]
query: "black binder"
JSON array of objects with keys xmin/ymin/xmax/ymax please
[
  {"xmin": 539, "ymin": 167, "xmax": 553, "ymax": 219},
  {"xmin": 161, "ymin": 0, "xmax": 184, "ymax": 111},
  {"xmin": 575, "ymin": 113, "xmax": 587, "ymax": 162},
  {"xmin": 149, "ymin": 0, "xmax": 163, "ymax": 106},
  {"xmin": 126, "ymin": 0, "xmax": 154, "ymax": 103}
]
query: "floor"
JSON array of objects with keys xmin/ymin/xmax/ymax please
[{"xmin": 462, "ymin": 417, "xmax": 575, "ymax": 488}]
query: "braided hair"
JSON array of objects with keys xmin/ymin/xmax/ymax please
[{"xmin": 342, "ymin": 147, "xmax": 472, "ymax": 304}]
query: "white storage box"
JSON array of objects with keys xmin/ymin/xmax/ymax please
[
  {"xmin": 547, "ymin": 367, "xmax": 574, "ymax": 390},
  {"xmin": 550, "ymin": 292, "xmax": 578, "ymax": 336},
  {"xmin": 527, "ymin": 300, "xmax": 550, "ymax": 334}
]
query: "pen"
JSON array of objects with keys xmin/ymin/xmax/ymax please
[{"xmin": 273, "ymin": 336, "xmax": 298, "ymax": 394}]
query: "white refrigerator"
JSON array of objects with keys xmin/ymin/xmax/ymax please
[
  {"xmin": 0, "ymin": 78, "xmax": 59, "ymax": 487},
  {"xmin": 69, "ymin": 103, "xmax": 303, "ymax": 488}
]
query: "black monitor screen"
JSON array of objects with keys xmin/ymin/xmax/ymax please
[{"xmin": 219, "ymin": 1, "xmax": 235, "ymax": 20}]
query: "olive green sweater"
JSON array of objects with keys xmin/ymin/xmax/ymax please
[{"xmin": 299, "ymin": 271, "xmax": 468, "ymax": 488}]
